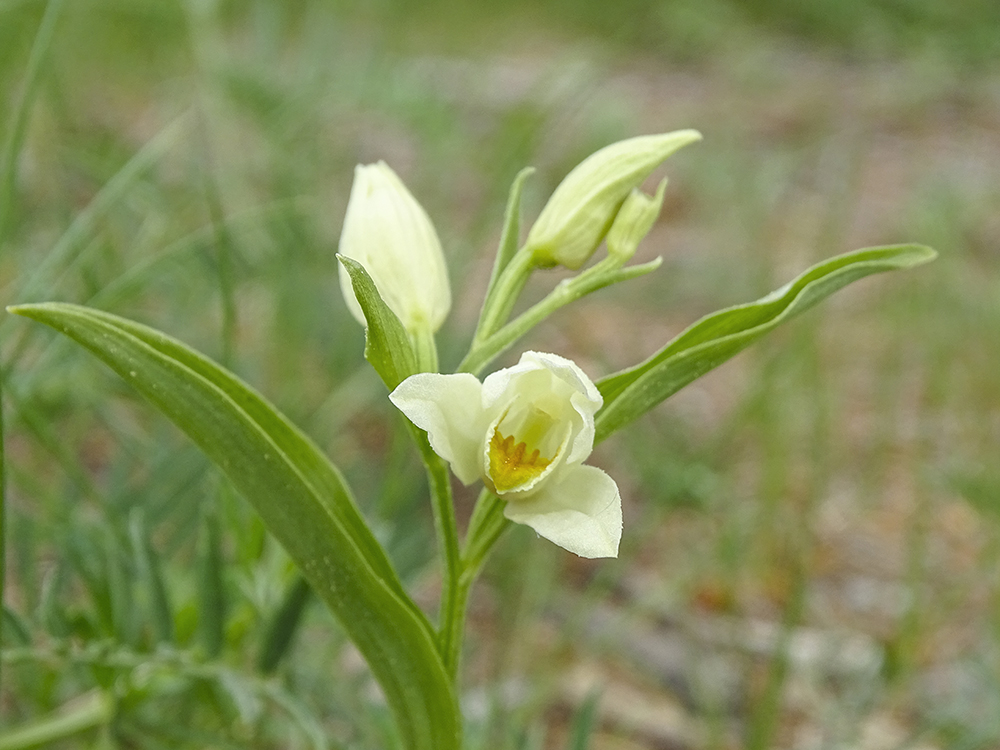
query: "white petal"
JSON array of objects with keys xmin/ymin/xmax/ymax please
[
  {"xmin": 521, "ymin": 351, "xmax": 601, "ymax": 407},
  {"xmin": 389, "ymin": 373, "xmax": 486, "ymax": 485},
  {"xmin": 503, "ymin": 464, "xmax": 622, "ymax": 558},
  {"xmin": 480, "ymin": 354, "xmax": 539, "ymax": 412},
  {"xmin": 337, "ymin": 165, "xmax": 377, "ymax": 326},
  {"xmin": 522, "ymin": 351, "xmax": 602, "ymax": 465}
]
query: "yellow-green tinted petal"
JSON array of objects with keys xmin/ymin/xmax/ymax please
[
  {"xmin": 503, "ymin": 464, "xmax": 622, "ymax": 558},
  {"xmin": 389, "ymin": 372, "xmax": 485, "ymax": 485}
]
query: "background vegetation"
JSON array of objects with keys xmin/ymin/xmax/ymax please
[{"xmin": 1, "ymin": 0, "xmax": 998, "ymax": 748}]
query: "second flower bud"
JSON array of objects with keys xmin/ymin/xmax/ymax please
[{"xmin": 523, "ymin": 130, "xmax": 700, "ymax": 270}]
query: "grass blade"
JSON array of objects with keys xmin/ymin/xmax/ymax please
[
  {"xmin": 128, "ymin": 510, "xmax": 175, "ymax": 645},
  {"xmin": 7, "ymin": 115, "xmax": 188, "ymax": 306},
  {"xmin": 0, "ymin": 0, "xmax": 66, "ymax": 244},
  {"xmin": 257, "ymin": 575, "xmax": 312, "ymax": 674},
  {"xmin": 198, "ymin": 503, "xmax": 226, "ymax": 658}
]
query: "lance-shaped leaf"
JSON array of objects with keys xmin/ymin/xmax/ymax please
[
  {"xmin": 7, "ymin": 302, "xmax": 460, "ymax": 750},
  {"xmin": 339, "ymin": 254, "xmax": 418, "ymax": 389},
  {"xmin": 594, "ymin": 244, "xmax": 937, "ymax": 443}
]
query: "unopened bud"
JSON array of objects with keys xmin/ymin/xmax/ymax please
[
  {"xmin": 523, "ymin": 130, "xmax": 700, "ymax": 269},
  {"xmin": 606, "ymin": 179, "xmax": 667, "ymax": 262},
  {"xmin": 337, "ymin": 162, "xmax": 451, "ymax": 333}
]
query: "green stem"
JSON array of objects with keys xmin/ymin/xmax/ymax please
[
  {"xmin": 198, "ymin": 129, "xmax": 238, "ymax": 369},
  {"xmin": 462, "ymin": 490, "xmax": 511, "ymax": 569},
  {"xmin": 472, "ymin": 247, "xmax": 536, "ymax": 345},
  {"xmin": 412, "ymin": 327, "xmax": 439, "ymax": 373},
  {"xmin": 0, "ymin": 690, "xmax": 113, "ymax": 750},
  {"xmin": 460, "ymin": 255, "xmax": 661, "ymax": 375},
  {"xmin": 410, "ymin": 426, "xmax": 462, "ymax": 677},
  {"xmin": 439, "ymin": 490, "xmax": 512, "ymax": 679}
]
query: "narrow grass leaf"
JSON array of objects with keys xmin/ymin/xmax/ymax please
[
  {"xmin": 0, "ymin": 0, "xmax": 67, "ymax": 682},
  {"xmin": 338, "ymin": 255, "xmax": 417, "ymax": 389},
  {"xmin": 952, "ymin": 469, "xmax": 1000, "ymax": 522},
  {"xmin": 1, "ymin": 604, "xmax": 31, "ymax": 646},
  {"xmin": 128, "ymin": 510, "xmax": 175, "ymax": 645},
  {"xmin": 7, "ymin": 302, "xmax": 460, "ymax": 750},
  {"xmin": 567, "ymin": 689, "xmax": 602, "ymax": 750},
  {"xmin": 0, "ymin": 690, "xmax": 114, "ymax": 750},
  {"xmin": 104, "ymin": 529, "xmax": 138, "ymax": 647},
  {"xmin": 39, "ymin": 559, "xmax": 70, "ymax": 637},
  {"xmin": 8, "ymin": 115, "xmax": 187, "ymax": 306},
  {"xmin": 0, "ymin": 0, "xmax": 66, "ymax": 244},
  {"xmin": 215, "ymin": 668, "xmax": 264, "ymax": 727},
  {"xmin": 262, "ymin": 682, "xmax": 332, "ymax": 750},
  {"xmin": 257, "ymin": 575, "xmax": 312, "ymax": 674},
  {"xmin": 198, "ymin": 504, "xmax": 226, "ymax": 658},
  {"xmin": 594, "ymin": 244, "xmax": 937, "ymax": 443},
  {"xmin": 64, "ymin": 529, "xmax": 114, "ymax": 637}
]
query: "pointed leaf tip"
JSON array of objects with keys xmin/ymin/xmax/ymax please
[{"xmin": 594, "ymin": 243, "xmax": 937, "ymax": 442}]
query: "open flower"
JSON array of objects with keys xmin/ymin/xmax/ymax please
[
  {"xmin": 338, "ymin": 161, "xmax": 451, "ymax": 334},
  {"xmin": 390, "ymin": 351, "xmax": 621, "ymax": 558}
]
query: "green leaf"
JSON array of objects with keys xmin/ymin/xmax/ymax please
[
  {"xmin": 566, "ymin": 689, "xmax": 602, "ymax": 750},
  {"xmin": 0, "ymin": 690, "xmax": 114, "ymax": 750},
  {"xmin": 2, "ymin": 604, "xmax": 32, "ymax": 646},
  {"xmin": 952, "ymin": 467, "xmax": 1000, "ymax": 521},
  {"xmin": 197, "ymin": 504, "xmax": 226, "ymax": 658},
  {"xmin": 8, "ymin": 302, "xmax": 460, "ymax": 750},
  {"xmin": 338, "ymin": 255, "xmax": 418, "ymax": 389},
  {"xmin": 257, "ymin": 575, "xmax": 312, "ymax": 674},
  {"xmin": 594, "ymin": 244, "xmax": 937, "ymax": 443},
  {"xmin": 128, "ymin": 511, "xmax": 175, "ymax": 645}
]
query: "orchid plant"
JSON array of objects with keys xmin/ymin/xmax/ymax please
[{"xmin": 7, "ymin": 130, "xmax": 935, "ymax": 749}]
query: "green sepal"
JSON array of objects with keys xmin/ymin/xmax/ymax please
[
  {"xmin": 7, "ymin": 302, "xmax": 460, "ymax": 750},
  {"xmin": 338, "ymin": 254, "xmax": 418, "ymax": 388},
  {"xmin": 594, "ymin": 244, "xmax": 937, "ymax": 443}
]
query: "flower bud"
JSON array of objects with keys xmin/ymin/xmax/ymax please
[
  {"xmin": 337, "ymin": 161, "xmax": 451, "ymax": 333},
  {"xmin": 523, "ymin": 130, "xmax": 700, "ymax": 270},
  {"xmin": 606, "ymin": 178, "xmax": 667, "ymax": 263}
]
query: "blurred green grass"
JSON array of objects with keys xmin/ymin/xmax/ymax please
[{"xmin": 1, "ymin": 1, "xmax": 999, "ymax": 748}]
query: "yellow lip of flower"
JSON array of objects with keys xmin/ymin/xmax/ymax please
[{"xmin": 487, "ymin": 429, "xmax": 552, "ymax": 494}]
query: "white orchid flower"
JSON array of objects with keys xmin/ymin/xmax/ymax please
[
  {"xmin": 389, "ymin": 351, "xmax": 622, "ymax": 558},
  {"xmin": 338, "ymin": 161, "xmax": 451, "ymax": 334}
]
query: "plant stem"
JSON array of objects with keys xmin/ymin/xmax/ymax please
[
  {"xmin": 0, "ymin": 690, "xmax": 113, "ymax": 750},
  {"xmin": 412, "ymin": 327, "xmax": 439, "ymax": 373},
  {"xmin": 437, "ymin": 491, "xmax": 512, "ymax": 676},
  {"xmin": 410, "ymin": 426, "xmax": 462, "ymax": 677},
  {"xmin": 460, "ymin": 255, "xmax": 661, "ymax": 375},
  {"xmin": 472, "ymin": 247, "xmax": 536, "ymax": 345}
]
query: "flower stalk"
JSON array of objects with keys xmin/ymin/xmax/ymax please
[
  {"xmin": 460, "ymin": 253, "xmax": 662, "ymax": 376},
  {"xmin": 409, "ymin": 425, "xmax": 463, "ymax": 677}
]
